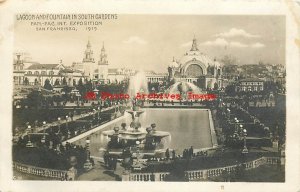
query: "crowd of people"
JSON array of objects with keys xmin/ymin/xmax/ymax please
[{"xmin": 13, "ymin": 140, "xmax": 90, "ymax": 172}]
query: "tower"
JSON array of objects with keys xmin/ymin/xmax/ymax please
[
  {"xmin": 190, "ymin": 36, "xmax": 199, "ymax": 51},
  {"xmin": 97, "ymin": 42, "xmax": 109, "ymax": 81},
  {"xmin": 82, "ymin": 40, "xmax": 95, "ymax": 79}
]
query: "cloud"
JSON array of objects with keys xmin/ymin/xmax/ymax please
[
  {"xmin": 250, "ymin": 42, "xmax": 265, "ymax": 48},
  {"xmin": 123, "ymin": 36, "xmax": 147, "ymax": 45},
  {"xmin": 215, "ymin": 28, "xmax": 260, "ymax": 38},
  {"xmin": 230, "ymin": 41, "xmax": 248, "ymax": 48},
  {"xmin": 181, "ymin": 41, "xmax": 192, "ymax": 47},
  {"xmin": 201, "ymin": 38, "xmax": 229, "ymax": 46},
  {"xmin": 200, "ymin": 38, "xmax": 265, "ymax": 48}
]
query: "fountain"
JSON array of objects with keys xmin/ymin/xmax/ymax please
[
  {"xmin": 128, "ymin": 71, "xmax": 149, "ymax": 98},
  {"xmin": 166, "ymin": 80, "xmax": 205, "ymax": 100},
  {"xmin": 100, "ymin": 71, "xmax": 172, "ymax": 171},
  {"xmin": 101, "ymin": 105, "xmax": 170, "ymax": 158}
]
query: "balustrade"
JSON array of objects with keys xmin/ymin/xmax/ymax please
[
  {"xmin": 125, "ymin": 156, "xmax": 280, "ymax": 181},
  {"xmin": 13, "ymin": 162, "xmax": 67, "ymax": 180}
]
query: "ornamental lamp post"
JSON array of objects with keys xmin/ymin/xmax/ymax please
[
  {"xmin": 26, "ymin": 125, "xmax": 33, "ymax": 148},
  {"xmin": 92, "ymin": 109, "xmax": 96, "ymax": 127},
  {"xmin": 239, "ymin": 124, "xmax": 243, "ymax": 137},
  {"xmin": 235, "ymin": 119, "xmax": 240, "ymax": 132},
  {"xmin": 57, "ymin": 117, "xmax": 61, "ymax": 133},
  {"xmin": 66, "ymin": 115, "xmax": 70, "ymax": 138},
  {"xmin": 234, "ymin": 118, "xmax": 239, "ymax": 133},
  {"xmin": 75, "ymin": 92, "xmax": 81, "ymax": 105},
  {"xmin": 242, "ymin": 129, "xmax": 249, "ymax": 154},
  {"xmin": 93, "ymin": 88, "xmax": 99, "ymax": 100},
  {"xmin": 136, "ymin": 140, "xmax": 140, "ymax": 152},
  {"xmin": 83, "ymin": 137, "xmax": 93, "ymax": 171},
  {"xmin": 34, "ymin": 120, "xmax": 38, "ymax": 133},
  {"xmin": 41, "ymin": 121, "xmax": 46, "ymax": 144},
  {"xmin": 227, "ymin": 108, "xmax": 231, "ymax": 119},
  {"xmin": 97, "ymin": 106, "xmax": 100, "ymax": 124},
  {"xmin": 133, "ymin": 140, "xmax": 145, "ymax": 170},
  {"xmin": 135, "ymin": 140, "xmax": 141, "ymax": 161}
]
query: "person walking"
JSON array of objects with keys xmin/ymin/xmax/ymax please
[
  {"xmin": 189, "ymin": 146, "xmax": 194, "ymax": 158},
  {"xmin": 113, "ymin": 158, "xmax": 117, "ymax": 171},
  {"xmin": 165, "ymin": 148, "xmax": 170, "ymax": 160},
  {"xmin": 183, "ymin": 149, "xmax": 187, "ymax": 159},
  {"xmin": 104, "ymin": 151, "xmax": 109, "ymax": 167},
  {"xmin": 172, "ymin": 150, "xmax": 176, "ymax": 159}
]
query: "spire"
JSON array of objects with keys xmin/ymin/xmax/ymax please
[
  {"xmin": 172, "ymin": 56, "xmax": 175, "ymax": 62},
  {"xmin": 83, "ymin": 39, "xmax": 94, "ymax": 62},
  {"xmin": 99, "ymin": 41, "xmax": 108, "ymax": 65},
  {"xmin": 101, "ymin": 41, "xmax": 105, "ymax": 51},
  {"xmin": 190, "ymin": 36, "xmax": 199, "ymax": 51},
  {"xmin": 87, "ymin": 39, "xmax": 91, "ymax": 48}
]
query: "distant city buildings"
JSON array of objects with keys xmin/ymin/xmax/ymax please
[
  {"xmin": 13, "ymin": 54, "xmax": 87, "ymax": 87},
  {"xmin": 13, "ymin": 38, "xmax": 286, "ymax": 94},
  {"xmin": 72, "ymin": 40, "xmax": 108, "ymax": 83},
  {"xmin": 72, "ymin": 40, "xmax": 137, "ymax": 84},
  {"xmin": 235, "ymin": 78, "xmax": 264, "ymax": 92},
  {"xmin": 144, "ymin": 71, "xmax": 168, "ymax": 83}
]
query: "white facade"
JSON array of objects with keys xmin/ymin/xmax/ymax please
[
  {"xmin": 97, "ymin": 43, "xmax": 109, "ymax": 80},
  {"xmin": 168, "ymin": 37, "xmax": 224, "ymax": 89},
  {"xmin": 82, "ymin": 40, "xmax": 96, "ymax": 79},
  {"xmin": 13, "ymin": 54, "xmax": 87, "ymax": 87}
]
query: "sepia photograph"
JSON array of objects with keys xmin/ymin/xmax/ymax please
[
  {"xmin": 0, "ymin": 0, "xmax": 300, "ymax": 192},
  {"xmin": 12, "ymin": 14, "xmax": 286, "ymax": 182}
]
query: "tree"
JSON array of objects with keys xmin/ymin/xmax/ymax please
[
  {"xmin": 62, "ymin": 77, "xmax": 67, "ymax": 85},
  {"xmin": 27, "ymin": 90, "xmax": 43, "ymax": 108},
  {"xmin": 77, "ymin": 78, "xmax": 86, "ymax": 95},
  {"xmin": 34, "ymin": 78, "xmax": 39, "ymax": 85},
  {"xmin": 54, "ymin": 79, "xmax": 60, "ymax": 86},
  {"xmin": 24, "ymin": 77, "xmax": 29, "ymax": 85},
  {"xmin": 214, "ymin": 82, "xmax": 219, "ymax": 90},
  {"xmin": 44, "ymin": 79, "xmax": 53, "ymax": 90},
  {"xmin": 221, "ymin": 55, "xmax": 237, "ymax": 66},
  {"xmin": 85, "ymin": 79, "xmax": 93, "ymax": 91},
  {"xmin": 78, "ymin": 78, "xmax": 83, "ymax": 87}
]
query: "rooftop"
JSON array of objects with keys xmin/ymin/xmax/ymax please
[{"xmin": 26, "ymin": 64, "xmax": 61, "ymax": 70}]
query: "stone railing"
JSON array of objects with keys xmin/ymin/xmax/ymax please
[
  {"xmin": 208, "ymin": 110, "xmax": 218, "ymax": 148},
  {"xmin": 13, "ymin": 162, "xmax": 68, "ymax": 180},
  {"xmin": 123, "ymin": 156, "xmax": 281, "ymax": 181},
  {"xmin": 188, "ymin": 156, "xmax": 281, "ymax": 181},
  {"xmin": 123, "ymin": 171, "xmax": 170, "ymax": 181}
]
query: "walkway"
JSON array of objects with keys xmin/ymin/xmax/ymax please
[
  {"xmin": 62, "ymin": 114, "xmax": 125, "ymax": 144},
  {"xmin": 77, "ymin": 161, "xmax": 122, "ymax": 181},
  {"xmin": 17, "ymin": 105, "xmax": 120, "ymax": 138}
]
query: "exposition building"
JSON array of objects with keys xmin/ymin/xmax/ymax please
[{"xmin": 168, "ymin": 37, "xmax": 224, "ymax": 90}]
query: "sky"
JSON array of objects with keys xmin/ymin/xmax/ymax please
[{"xmin": 14, "ymin": 15, "xmax": 285, "ymax": 73}]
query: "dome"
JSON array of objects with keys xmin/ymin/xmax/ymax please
[
  {"xmin": 180, "ymin": 51, "xmax": 214, "ymax": 68},
  {"xmin": 179, "ymin": 37, "xmax": 217, "ymax": 68}
]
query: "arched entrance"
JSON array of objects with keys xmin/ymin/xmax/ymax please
[{"xmin": 185, "ymin": 64, "xmax": 203, "ymax": 77}]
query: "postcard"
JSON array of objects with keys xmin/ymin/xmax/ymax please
[{"xmin": 0, "ymin": 0, "xmax": 299, "ymax": 192}]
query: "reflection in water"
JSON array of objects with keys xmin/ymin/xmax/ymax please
[{"xmin": 74, "ymin": 109, "xmax": 212, "ymax": 157}]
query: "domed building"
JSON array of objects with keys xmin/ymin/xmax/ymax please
[{"xmin": 168, "ymin": 37, "xmax": 224, "ymax": 90}]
